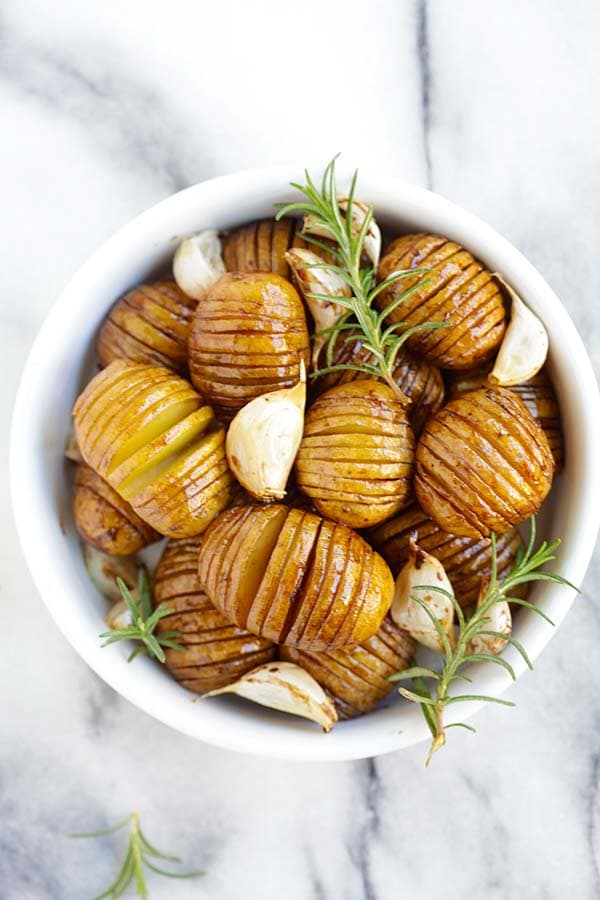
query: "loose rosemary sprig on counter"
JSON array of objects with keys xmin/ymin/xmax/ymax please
[
  {"xmin": 276, "ymin": 156, "xmax": 447, "ymax": 400},
  {"xmin": 389, "ymin": 518, "xmax": 578, "ymax": 765},
  {"xmin": 98, "ymin": 569, "xmax": 186, "ymax": 664},
  {"xmin": 69, "ymin": 811, "xmax": 203, "ymax": 899}
]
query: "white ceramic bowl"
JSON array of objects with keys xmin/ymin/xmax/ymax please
[{"xmin": 10, "ymin": 166, "xmax": 600, "ymax": 761}]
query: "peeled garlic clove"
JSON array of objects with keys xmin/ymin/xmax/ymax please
[
  {"xmin": 468, "ymin": 583, "xmax": 512, "ymax": 656},
  {"xmin": 83, "ymin": 543, "xmax": 140, "ymax": 604},
  {"xmin": 105, "ymin": 599, "xmax": 133, "ymax": 630},
  {"xmin": 302, "ymin": 196, "xmax": 381, "ymax": 268},
  {"xmin": 204, "ymin": 661, "xmax": 338, "ymax": 732},
  {"xmin": 488, "ymin": 275, "xmax": 548, "ymax": 386},
  {"xmin": 225, "ymin": 365, "xmax": 306, "ymax": 501},
  {"xmin": 65, "ymin": 432, "xmax": 83, "ymax": 463},
  {"xmin": 285, "ymin": 248, "xmax": 350, "ymax": 367},
  {"xmin": 391, "ymin": 536, "xmax": 456, "ymax": 653},
  {"xmin": 173, "ymin": 229, "xmax": 225, "ymax": 301},
  {"xmin": 337, "ymin": 197, "xmax": 381, "ymax": 268}
]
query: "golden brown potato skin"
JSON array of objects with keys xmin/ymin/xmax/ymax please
[
  {"xmin": 188, "ymin": 272, "xmax": 310, "ymax": 420},
  {"xmin": 96, "ymin": 280, "xmax": 196, "ymax": 373},
  {"xmin": 415, "ymin": 387, "xmax": 554, "ymax": 538},
  {"xmin": 377, "ymin": 233, "xmax": 506, "ymax": 369},
  {"xmin": 315, "ymin": 329, "xmax": 445, "ymax": 434},
  {"xmin": 447, "ymin": 367, "xmax": 564, "ymax": 470},
  {"xmin": 280, "ymin": 615, "xmax": 415, "ymax": 718},
  {"xmin": 73, "ymin": 463, "xmax": 159, "ymax": 555},
  {"xmin": 73, "ymin": 360, "xmax": 234, "ymax": 538},
  {"xmin": 198, "ymin": 504, "xmax": 394, "ymax": 650},
  {"xmin": 154, "ymin": 538, "xmax": 276, "ymax": 693},
  {"xmin": 222, "ymin": 218, "xmax": 307, "ymax": 278},
  {"xmin": 368, "ymin": 503, "xmax": 523, "ymax": 609},
  {"xmin": 295, "ymin": 380, "xmax": 415, "ymax": 528}
]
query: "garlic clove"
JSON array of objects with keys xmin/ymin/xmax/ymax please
[
  {"xmin": 488, "ymin": 275, "xmax": 548, "ymax": 386},
  {"xmin": 302, "ymin": 196, "xmax": 381, "ymax": 268},
  {"xmin": 225, "ymin": 364, "xmax": 306, "ymax": 501},
  {"xmin": 468, "ymin": 582, "xmax": 512, "ymax": 656},
  {"xmin": 204, "ymin": 661, "xmax": 338, "ymax": 732},
  {"xmin": 285, "ymin": 248, "xmax": 349, "ymax": 368},
  {"xmin": 105, "ymin": 598, "xmax": 133, "ymax": 630},
  {"xmin": 390, "ymin": 536, "xmax": 456, "ymax": 653},
  {"xmin": 172, "ymin": 229, "xmax": 226, "ymax": 301},
  {"xmin": 65, "ymin": 432, "xmax": 83, "ymax": 463},
  {"xmin": 83, "ymin": 543, "xmax": 141, "ymax": 604}
]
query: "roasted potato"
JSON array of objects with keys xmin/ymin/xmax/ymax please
[
  {"xmin": 222, "ymin": 218, "xmax": 306, "ymax": 278},
  {"xmin": 73, "ymin": 360, "xmax": 234, "ymax": 537},
  {"xmin": 315, "ymin": 329, "xmax": 445, "ymax": 434},
  {"xmin": 368, "ymin": 502, "xmax": 523, "ymax": 609},
  {"xmin": 198, "ymin": 504, "xmax": 394, "ymax": 650},
  {"xmin": 447, "ymin": 367, "xmax": 564, "ymax": 470},
  {"xmin": 280, "ymin": 615, "xmax": 415, "ymax": 718},
  {"xmin": 153, "ymin": 537, "xmax": 276, "ymax": 693},
  {"xmin": 73, "ymin": 463, "xmax": 159, "ymax": 555},
  {"xmin": 295, "ymin": 380, "xmax": 415, "ymax": 528},
  {"xmin": 188, "ymin": 272, "xmax": 310, "ymax": 420},
  {"xmin": 377, "ymin": 233, "xmax": 506, "ymax": 369},
  {"xmin": 415, "ymin": 387, "xmax": 554, "ymax": 538},
  {"xmin": 96, "ymin": 280, "xmax": 196, "ymax": 373}
]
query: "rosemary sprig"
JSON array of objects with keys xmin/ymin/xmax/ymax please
[
  {"xmin": 276, "ymin": 156, "xmax": 447, "ymax": 400},
  {"xmin": 98, "ymin": 569, "xmax": 186, "ymax": 664},
  {"xmin": 69, "ymin": 811, "xmax": 203, "ymax": 899},
  {"xmin": 389, "ymin": 518, "xmax": 578, "ymax": 765}
]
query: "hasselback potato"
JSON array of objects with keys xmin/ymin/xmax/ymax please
[
  {"xmin": 222, "ymin": 218, "xmax": 306, "ymax": 278},
  {"xmin": 280, "ymin": 615, "xmax": 415, "ymax": 718},
  {"xmin": 96, "ymin": 280, "xmax": 196, "ymax": 373},
  {"xmin": 415, "ymin": 387, "xmax": 554, "ymax": 538},
  {"xmin": 153, "ymin": 538, "xmax": 276, "ymax": 693},
  {"xmin": 377, "ymin": 233, "xmax": 506, "ymax": 369},
  {"xmin": 198, "ymin": 504, "xmax": 394, "ymax": 649},
  {"xmin": 368, "ymin": 503, "xmax": 523, "ymax": 608},
  {"xmin": 315, "ymin": 329, "xmax": 445, "ymax": 434},
  {"xmin": 73, "ymin": 463, "xmax": 159, "ymax": 555},
  {"xmin": 295, "ymin": 380, "xmax": 415, "ymax": 528},
  {"xmin": 188, "ymin": 272, "xmax": 310, "ymax": 420},
  {"xmin": 73, "ymin": 360, "xmax": 234, "ymax": 537},
  {"xmin": 447, "ymin": 367, "xmax": 563, "ymax": 469}
]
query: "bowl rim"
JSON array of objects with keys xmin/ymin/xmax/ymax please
[{"xmin": 10, "ymin": 165, "xmax": 600, "ymax": 761}]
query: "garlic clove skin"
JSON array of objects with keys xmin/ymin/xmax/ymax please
[
  {"xmin": 225, "ymin": 364, "xmax": 306, "ymax": 501},
  {"xmin": 390, "ymin": 536, "xmax": 456, "ymax": 653},
  {"xmin": 488, "ymin": 275, "xmax": 548, "ymax": 387},
  {"xmin": 468, "ymin": 583, "xmax": 512, "ymax": 656},
  {"xmin": 173, "ymin": 229, "xmax": 226, "ymax": 301},
  {"xmin": 204, "ymin": 661, "xmax": 338, "ymax": 732},
  {"xmin": 105, "ymin": 599, "xmax": 133, "ymax": 630},
  {"xmin": 83, "ymin": 543, "xmax": 141, "ymax": 604},
  {"xmin": 337, "ymin": 197, "xmax": 381, "ymax": 268},
  {"xmin": 285, "ymin": 248, "xmax": 349, "ymax": 368}
]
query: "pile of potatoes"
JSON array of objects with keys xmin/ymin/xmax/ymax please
[{"xmin": 69, "ymin": 216, "xmax": 563, "ymax": 723}]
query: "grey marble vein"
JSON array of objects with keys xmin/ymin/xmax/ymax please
[{"xmin": 416, "ymin": 0, "xmax": 433, "ymax": 189}]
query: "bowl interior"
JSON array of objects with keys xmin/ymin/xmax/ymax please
[{"xmin": 10, "ymin": 167, "xmax": 600, "ymax": 760}]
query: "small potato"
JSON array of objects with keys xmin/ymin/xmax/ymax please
[
  {"xmin": 73, "ymin": 360, "xmax": 234, "ymax": 538},
  {"xmin": 96, "ymin": 280, "xmax": 196, "ymax": 373},
  {"xmin": 73, "ymin": 463, "xmax": 159, "ymax": 555},
  {"xmin": 153, "ymin": 537, "xmax": 276, "ymax": 693},
  {"xmin": 368, "ymin": 502, "xmax": 523, "ymax": 609},
  {"xmin": 188, "ymin": 272, "xmax": 310, "ymax": 420},
  {"xmin": 198, "ymin": 504, "xmax": 394, "ymax": 650},
  {"xmin": 415, "ymin": 387, "xmax": 554, "ymax": 538},
  {"xmin": 281, "ymin": 615, "xmax": 415, "ymax": 718},
  {"xmin": 377, "ymin": 233, "xmax": 506, "ymax": 369},
  {"xmin": 222, "ymin": 218, "xmax": 306, "ymax": 278},
  {"xmin": 447, "ymin": 367, "xmax": 564, "ymax": 470},
  {"xmin": 295, "ymin": 380, "xmax": 415, "ymax": 528},
  {"xmin": 315, "ymin": 329, "xmax": 445, "ymax": 434}
]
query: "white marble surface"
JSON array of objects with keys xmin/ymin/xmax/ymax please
[{"xmin": 2, "ymin": 1, "xmax": 600, "ymax": 897}]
